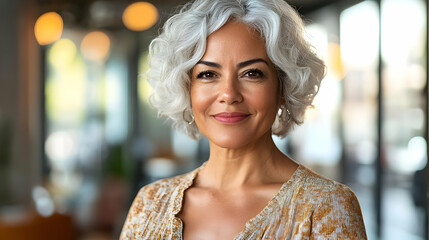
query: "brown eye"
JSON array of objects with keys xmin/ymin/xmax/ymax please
[
  {"xmin": 243, "ymin": 69, "xmax": 264, "ymax": 78},
  {"xmin": 197, "ymin": 71, "xmax": 216, "ymax": 79}
]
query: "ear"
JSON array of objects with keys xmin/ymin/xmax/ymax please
[
  {"xmin": 276, "ymin": 71, "xmax": 285, "ymax": 108},
  {"xmin": 277, "ymin": 99, "xmax": 283, "ymax": 111},
  {"xmin": 277, "ymin": 88, "xmax": 285, "ymax": 109}
]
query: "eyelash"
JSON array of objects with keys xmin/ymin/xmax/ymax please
[
  {"xmin": 195, "ymin": 69, "xmax": 264, "ymax": 79},
  {"xmin": 196, "ymin": 71, "xmax": 216, "ymax": 79},
  {"xmin": 243, "ymin": 69, "xmax": 264, "ymax": 78}
]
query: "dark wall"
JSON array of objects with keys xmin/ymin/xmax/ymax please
[{"xmin": 0, "ymin": 0, "xmax": 42, "ymax": 206}]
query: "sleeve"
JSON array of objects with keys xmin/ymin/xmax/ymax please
[
  {"xmin": 310, "ymin": 185, "xmax": 367, "ymax": 240},
  {"xmin": 120, "ymin": 187, "xmax": 146, "ymax": 240}
]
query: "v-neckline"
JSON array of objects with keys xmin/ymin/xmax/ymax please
[{"xmin": 169, "ymin": 162, "xmax": 304, "ymax": 239}]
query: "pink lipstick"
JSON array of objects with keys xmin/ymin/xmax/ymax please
[{"xmin": 213, "ymin": 112, "xmax": 250, "ymax": 124}]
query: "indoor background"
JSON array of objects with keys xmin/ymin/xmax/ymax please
[{"xmin": 0, "ymin": 0, "xmax": 428, "ymax": 239}]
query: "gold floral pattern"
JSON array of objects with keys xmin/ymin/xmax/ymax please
[{"xmin": 120, "ymin": 164, "xmax": 367, "ymax": 239}]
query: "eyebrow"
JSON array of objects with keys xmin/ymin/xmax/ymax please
[
  {"xmin": 237, "ymin": 58, "xmax": 269, "ymax": 68},
  {"xmin": 196, "ymin": 58, "xmax": 269, "ymax": 69},
  {"xmin": 196, "ymin": 60, "xmax": 221, "ymax": 68}
]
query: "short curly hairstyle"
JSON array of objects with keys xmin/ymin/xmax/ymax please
[{"xmin": 147, "ymin": 0, "xmax": 326, "ymax": 139}]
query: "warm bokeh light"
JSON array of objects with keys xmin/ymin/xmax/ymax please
[
  {"xmin": 138, "ymin": 51, "xmax": 152, "ymax": 104},
  {"xmin": 48, "ymin": 38, "xmax": 77, "ymax": 69},
  {"xmin": 34, "ymin": 12, "xmax": 63, "ymax": 45},
  {"xmin": 327, "ymin": 43, "xmax": 345, "ymax": 79},
  {"xmin": 80, "ymin": 31, "xmax": 111, "ymax": 61},
  {"xmin": 46, "ymin": 38, "xmax": 86, "ymax": 124},
  {"xmin": 122, "ymin": 2, "xmax": 158, "ymax": 31}
]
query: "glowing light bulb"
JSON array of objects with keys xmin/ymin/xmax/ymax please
[
  {"xmin": 122, "ymin": 2, "xmax": 158, "ymax": 31},
  {"xmin": 34, "ymin": 12, "xmax": 63, "ymax": 45},
  {"xmin": 80, "ymin": 31, "xmax": 110, "ymax": 61}
]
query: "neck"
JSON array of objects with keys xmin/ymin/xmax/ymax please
[{"xmin": 197, "ymin": 132, "xmax": 293, "ymax": 190}]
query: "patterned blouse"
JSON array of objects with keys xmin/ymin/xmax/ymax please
[{"xmin": 120, "ymin": 164, "xmax": 367, "ymax": 239}]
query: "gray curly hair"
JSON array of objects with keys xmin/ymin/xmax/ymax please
[{"xmin": 147, "ymin": 0, "xmax": 326, "ymax": 139}]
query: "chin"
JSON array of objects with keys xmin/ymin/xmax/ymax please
[
  {"xmin": 206, "ymin": 130, "xmax": 269, "ymax": 150},
  {"xmin": 211, "ymin": 137, "xmax": 251, "ymax": 149}
]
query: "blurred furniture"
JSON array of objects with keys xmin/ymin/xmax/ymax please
[{"xmin": 0, "ymin": 209, "xmax": 76, "ymax": 240}]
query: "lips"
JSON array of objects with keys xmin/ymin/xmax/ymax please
[{"xmin": 212, "ymin": 112, "xmax": 250, "ymax": 124}]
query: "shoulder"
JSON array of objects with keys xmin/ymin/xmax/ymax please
[
  {"xmin": 122, "ymin": 175, "xmax": 184, "ymax": 220},
  {"xmin": 140, "ymin": 174, "xmax": 186, "ymax": 197},
  {"xmin": 295, "ymin": 165, "xmax": 358, "ymax": 203},
  {"xmin": 136, "ymin": 172, "xmax": 193, "ymax": 206},
  {"xmin": 120, "ymin": 171, "xmax": 196, "ymax": 239},
  {"xmin": 295, "ymin": 165, "xmax": 367, "ymax": 239}
]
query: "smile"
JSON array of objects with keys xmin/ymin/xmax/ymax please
[{"xmin": 212, "ymin": 112, "xmax": 251, "ymax": 124}]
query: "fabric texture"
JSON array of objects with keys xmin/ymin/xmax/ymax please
[{"xmin": 120, "ymin": 163, "xmax": 367, "ymax": 239}]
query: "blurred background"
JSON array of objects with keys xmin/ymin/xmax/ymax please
[{"xmin": 0, "ymin": 0, "xmax": 427, "ymax": 239}]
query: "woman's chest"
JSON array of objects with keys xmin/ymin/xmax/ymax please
[{"xmin": 176, "ymin": 187, "xmax": 281, "ymax": 240}]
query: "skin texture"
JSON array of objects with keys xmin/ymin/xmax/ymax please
[{"xmin": 177, "ymin": 21, "xmax": 299, "ymax": 239}]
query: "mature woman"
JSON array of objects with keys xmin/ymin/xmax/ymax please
[{"xmin": 121, "ymin": 0, "xmax": 366, "ymax": 239}]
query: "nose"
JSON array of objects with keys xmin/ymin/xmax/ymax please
[{"xmin": 217, "ymin": 76, "xmax": 243, "ymax": 104}]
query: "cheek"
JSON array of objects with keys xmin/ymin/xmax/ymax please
[
  {"xmin": 245, "ymin": 85, "xmax": 279, "ymax": 111},
  {"xmin": 190, "ymin": 85, "xmax": 212, "ymax": 113}
]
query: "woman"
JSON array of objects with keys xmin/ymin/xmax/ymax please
[{"xmin": 121, "ymin": 0, "xmax": 367, "ymax": 239}]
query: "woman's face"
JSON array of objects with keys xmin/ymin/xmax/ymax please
[{"xmin": 190, "ymin": 21, "xmax": 281, "ymax": 149}]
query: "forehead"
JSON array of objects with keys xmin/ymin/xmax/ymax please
[{"xmin": 202, "ymin": 21, "xmax": 270, "ymax": 61}]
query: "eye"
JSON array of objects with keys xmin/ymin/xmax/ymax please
[
  {"xmin": 243, "ymin": 69, "xmax": 264, "ymax": 79},
  {"xmin": 196, "ymin": 71, "xmax": 217, "ymax": 79}
]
